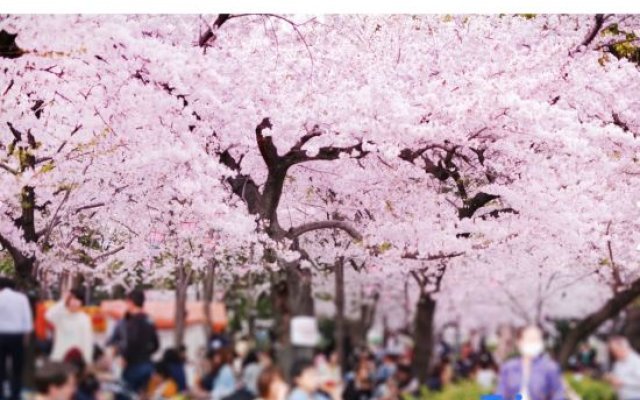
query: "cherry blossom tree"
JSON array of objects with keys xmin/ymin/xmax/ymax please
[{"xmin": 1, "ymin": 14, "xmax": 640, "ymax": 377}]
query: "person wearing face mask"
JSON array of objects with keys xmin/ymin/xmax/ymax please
[
  {"xmin": 45, "ymin": 289, "xmax": 94, "ymax": 364},
  {"xmin": 495, "ymin": 326, "xmax": 565, "ymax": 400}
]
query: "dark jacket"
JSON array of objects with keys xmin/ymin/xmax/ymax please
[{"xmin": 109, "ymin": 312, "xmax": 159, "ymax": 365}]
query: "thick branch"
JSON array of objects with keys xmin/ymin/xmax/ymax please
[
  {"xmin": 558, "ymin": 275, "xmax": 640, "ymax": 367},
  {"xmin": 0, "ymin": 232, "xmax": 27, "ymax": 265},
  {"xmin": 199, "ymin": 14, "xmax": 232, "ymax": 47},
  {"xmin": 459, "ymin": 192, "xmax": 500, "ymax": 219},
  {"xmin": 255, "ymin": 117, "xmax": 277, "ymax": 168},
  {"xmin": 284, "ymin": 141, "xmax": 369, "ymax": 166},
  {"xmin": 287, "ymin": 220, "xmax": 362, "ymax": 241},
  {"xmin": 410, "ymin": 270, "xmax": 426, "ymax": 290},
  {"xmin": 290, "ymin": 128, "xmax": 322, "ymax": 152},
  {"xmin": 580, "ymin": 14, "xmax": 606, "ymax": 49},
  {"xmin": 219, "ymin": 149, "xmax": 263, "ymax": 215}
]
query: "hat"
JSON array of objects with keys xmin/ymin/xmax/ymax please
[{"xmin": 209, "ymin": 334, "xmax": 230, "ymax": 351}]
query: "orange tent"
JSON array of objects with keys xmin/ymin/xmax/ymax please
[{"xmin": 100, "ymin": 300, "xmax": 227, "ymax": 332}]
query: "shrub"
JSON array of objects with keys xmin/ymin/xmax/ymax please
[
  {"xmin": 565, "ymin": 374, "xmax": 616, "ymax": 400},
  {"xmin": 404, "ymin": 381, "xmax": 491, "ymax": 400}
]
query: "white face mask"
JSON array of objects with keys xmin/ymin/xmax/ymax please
[{"xmin": 519, "ymin": 341, "xmax": 544, "ymax": 358}]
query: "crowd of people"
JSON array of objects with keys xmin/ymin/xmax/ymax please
[{"xmin": 2, "ymin": 277, "xmax": 640, "ymax": 400}]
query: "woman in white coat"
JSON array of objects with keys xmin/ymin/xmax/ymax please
[{"xmin": 45, "ymin": 288, "xmax": 94, "ymax": 363}]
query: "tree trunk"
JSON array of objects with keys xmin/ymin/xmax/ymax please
[
  {"xmin": 273, "ymin": 260, "xmax": 315, "ymax": 379},
  {"xmin": 413, "ymin": 292, "xmax": 436, "ymax": 384},
  {"xmin": 557, "ymin": 276, "xmax": 640, "ymax": 368},
  {"xmin": 334, "ymin": 257, "xmax": 346, "ymax": 370},
  {"xmin": 174, "ymin": 262, "xmax": 189, "ymax": 348},
  {"xmin": 404, "ymin": 279, "xmax": 411, "ymax": 331},
  {"xmin": 14, "ymin": 257, "xmax": 36, "ymax": 289},
  {"xmin": 202, "ymin": 261, "xmax": 217, "ymax": 339},
  {"xmin": 356, "ymin": 289, "xmax": 378, "ymax": 347}
]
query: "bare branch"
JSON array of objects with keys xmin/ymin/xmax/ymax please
[
  {"xmin": 92, "ymin": 246, "xmax": 125, "ymax": 262},
  {"xmin": 42, "ymin": 189, "xmax": 71, "ymax": 245},
  {"xmin": 291, "ymin": 127, "xmax": 322, "ymax": 152},
  {"xmin": 0, "ymin": 162, "xmax": 19, "ymax": 175},
  {"xmin": 287, "ymin": 220, "xmax": 362, "ymax": 241},
  {"xmin": 410, "ymin": 270, "xmax": 425, "ymax": 289},
  {"xmin": 402, "ymin": 251, "xmax": 464, "ymax": 261},
  {"xmin": 582, "ymin": 14, "xmax": 606, "ymax": 47},
  {"xmin": 577, "ymin": 14, "xmax": 606, "ymax": 51},
  {"xmin": 73, "ymin": 202, "xmax": 105, "ymax": 215}
]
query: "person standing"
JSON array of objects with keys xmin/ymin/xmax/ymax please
[
  {"xmin": 108, "ymin": 289, "xmax": 159, "ymax": 395},
  {"xmin": 495, "ymin": 325, "xmax": 564, "ymax": 400},
  {"xmin": 0, "ymin": 277, "xmax": 33, "ymax": 400},
  {"xmin": 45, "ymin": 289, "xmax": 94, "ymax": 363},
  {"xmin": 605, "ymin": 336, "xmax": 640, "ymax": 400}
]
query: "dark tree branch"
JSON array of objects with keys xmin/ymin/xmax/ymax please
[
  {"xmin": 41, "ymin": 189, "xmax": 71, "ymax": 246},
  {"xmin": 291, "ymin": 127, "xmax": 322, "ymax": 152},
  {"xmin": 579, "ymin": 14, "xmax": 606, "ymax": 49},
  {"xmin": 93, "ymin": 246, "xmax": 125, "ymax": 262},
  {"xmin": 0, "ymin": 162, "xmax": 18, "ymax": 175},
  {"xmin": 479, "ymin": 207, "xmax": 519, "ymax": 220},
  {"xmin": 410, "ymin": 270, "xmax": 426, "ymax": 289},
  {"xmin": 612, "ymin": 112, "xmax": 636, "ymax": 137},
  {"xmin": 558, "ymin": 275, "xmax": 640, "ymax": 367},
  {"xmin": 255, "ymin": 118, "xmax": 277, "ymax": 168},
  {"xmin": 73, "ymin": 202, "xmax": 105, "ymax": 215},
  {"xmin": 402, "ymin": 251, "xmax": 464, "ymax": 261},
  {"xmin": 459, "ymin": 192, "xmax": 500, "ymax": 219},
  {"xmin": 0, "ymin": 232, "xmax": 30, "ymax": 267},
  {"xmin": 349, "ymin": 259, "xmax": 366, "ymax": 272},
  {"xmin": 287, "ymin": 220, "xmax": 362, "ymax": 241},
  {"xmin": 199, "ymin": 14, "xmax": 232, "ymax": 47}
]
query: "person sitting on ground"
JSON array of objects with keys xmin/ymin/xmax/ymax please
[
  {"xmin": 46, "ymin": 288, "xmax": 94, "ymax": 364},
  {"xmin": 425, "ymin": 357, "xmax": 454, "ymax": 392},
  {"xmin": 473, "ymin": 352, "xmax": 497, "ymax": 391},
  {"xmin": 287, "ymin": 359, "xmax": 331, "ymax": 400},
  {"xmin": 342, "ymin": 357, "xmax": 374, "ymax": 400},
  {"xmin": 209, "ymin": 346, "xmax": 238, "ymax": 400},
  {"xmin": 161, "ymin": 347, "xmax": 188, "ymax": 392},
  {"xmin": 241, "ymin": 350, "xmax": 262, "ymax": 396},
  {"xmin": 34, "ymin": 362, "xmax": 78, "ymax": 400},
  {"xmin": 374, "ymin": 352, "xmax": 397, "ymax": 385},
  {"xmin": 64, "ymin": 348, "xmax": 100, "ymax": 400},
  {"xmin": 255, "ymin": 365, "xmax": 288, "ymax": 400},
  {"xmin": 454, "ymin": 341, "xmax": 477, "ymax": 379},
  {"xmin": 375, "ymin": 363, "xmax": 418, "ymax": 399},
  {"xmin": 395, "ymin": 363, "xmax": 419, "ymax": 396},
  {"xmin": 147, "ymin": 360, "xmax": 180, "ymax": 400}
]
